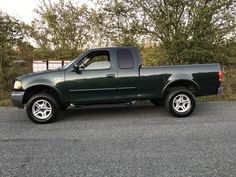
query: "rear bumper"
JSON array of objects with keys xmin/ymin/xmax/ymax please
[
  {"xmin": 217, "ymin": 87, "xmax": 224, "ymax": 94},
  {"xmin": 11, "ymin": 91, "xmax": 25, "ymax": 108}
]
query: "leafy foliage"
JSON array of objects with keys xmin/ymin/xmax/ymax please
[
  {"xmin": 26, "ymin": 0, "xmax": 236, "ymax": 66},
  {"xmin": 0, "ymin": 12, "xmax": 25, "ymax": 93},
  {"xmin": 126, "ymin": 0, "xmax": 236, "ymax": 65},
  {"xmin": 28, "ymin": 0, "xmax": 91, "ymax": 59}
]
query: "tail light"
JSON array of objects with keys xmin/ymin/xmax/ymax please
[{"xmin": 218, "ymin": 70, "xmax": 222, "ymax": 81}]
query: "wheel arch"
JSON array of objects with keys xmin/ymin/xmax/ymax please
[
  {"xmin": 23, "ymin": 84, "xmax": 64, "ymax": 105},
  {"xmin": 161, "ymin": 79, "xmax": 200, "ymax": 98}
]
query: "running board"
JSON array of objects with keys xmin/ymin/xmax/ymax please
[{"xmin": 70, "ymin": 101, "xmax": 136, "ymax": 109}]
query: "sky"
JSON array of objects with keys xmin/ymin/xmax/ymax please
[{"xmin": 0, "ymin": 0, "xmax": 92, "ymax": 24}]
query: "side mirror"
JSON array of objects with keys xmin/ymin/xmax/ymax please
[
  {"xmin": 74, "ymin": 63, "xmax": 80, "ymax": 70},
  {"xmin": 71, "ymin": 63, "xmax": 82, "ymax": 74}
]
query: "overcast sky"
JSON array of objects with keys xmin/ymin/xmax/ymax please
[{"xmin": 0, "ymin": 0, "xmax": 91, "ymax": 24}]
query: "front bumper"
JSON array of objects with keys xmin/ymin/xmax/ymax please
[
  {"xmin": 217, "ymin": 87, "xmax": 224, "ymax": 94},
  {"xmin": 11, "ymin": 91, "xmax": 25, "ymax": 108}
]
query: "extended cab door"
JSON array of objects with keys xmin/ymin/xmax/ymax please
[
  {"xmin": 65, "ymin": 49, "xmax": 117, "ymax": 104},
  {"xmin": 115, "ymin": 48, "xmax": 140, "ymax": 101}
]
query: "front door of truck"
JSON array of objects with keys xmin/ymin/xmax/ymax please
[{"xmin": 65, "ymin": 50, "xmax": 117, "ymax": 104}]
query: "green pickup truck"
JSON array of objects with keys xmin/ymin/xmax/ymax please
[{"xmin": 11, "ymin": 47, "xmax": 223, "ymax": 123}]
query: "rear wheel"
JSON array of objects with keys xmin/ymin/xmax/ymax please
[
  {"xmin": 165, "ymin": 88, "xmax": 196, "ymax": 117},
  {"xmin": 26, "ymin": 93, "xmax": 59, "ymax": 123}
]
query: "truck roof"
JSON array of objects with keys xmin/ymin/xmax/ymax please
[{"xmin": 87, "ymin": 46, "xmax": 137, "ymax": 51}]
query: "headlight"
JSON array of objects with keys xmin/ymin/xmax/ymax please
[{"xmin": 14, "ymin": 81, "xmax": 22, "ymax": 90}]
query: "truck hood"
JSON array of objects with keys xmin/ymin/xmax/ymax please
[{"xmin": 16, "ymin": 69, "xmax": 60, "ymax": 80}]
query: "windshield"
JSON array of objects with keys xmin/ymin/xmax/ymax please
[
  {"xmin": 61, "ymin": 52, "xmax": 85, "ymax": 69},
  {"xmin": 61, "ymin": 58, "xmax": 76, "ymax": 69}
]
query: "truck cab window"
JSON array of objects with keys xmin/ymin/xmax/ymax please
[
  {"xmin": 117, "ymin": 49, "xmax": 134, "ymax": 69},
  {"xmin": 80, "ymin": 51, "xmax": 111, "ymax": 70}
]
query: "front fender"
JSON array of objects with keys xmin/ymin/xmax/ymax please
[{"xmin": 21, "ymin": 70, "xmax": 66, "ymax": 102}]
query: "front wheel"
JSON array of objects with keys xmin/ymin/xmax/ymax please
[
  {"xmin": 165, "ymin": 88, "xmax": 196, "ymax": 117},
  {"xmin": 26, "ymin": 93, "xmax": 59, "ymax": 123}
]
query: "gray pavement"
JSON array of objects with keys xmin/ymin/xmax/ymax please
[{"xmin": 0, "ymin": 101, "xmax": 236, "ymax": 177}]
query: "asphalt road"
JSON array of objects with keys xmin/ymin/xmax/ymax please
[{"xmin": 0, "ymin": 101, "xmax": 236, "ymax": 177}]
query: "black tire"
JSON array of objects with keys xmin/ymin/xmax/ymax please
[
  {"xmin": 165, "ymin": 88, "xmax": 196, "ymax": 117},
  {"xmin": 150, "ymin": 99, "xmax": 164, "ymax": 106},
  {"xmin": 26, "ymin": 93, "xmax": 60, "ymax": 123}
]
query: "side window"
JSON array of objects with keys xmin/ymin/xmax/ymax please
[
  {"xmin": 80, "ymin": 51, "xmax": 111, "ymax": 70},
  {"xmin": 117, "ymin": 49, "xmax": 134, "ymax": 69}
]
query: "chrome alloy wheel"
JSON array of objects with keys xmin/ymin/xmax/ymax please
[
  {"xmin": 172, "ymin": 94, "xmax": 191, "ymax": 113},
  {"xmin": 32, "ymin": 99, "xmax": 52, "ymax": 120}
]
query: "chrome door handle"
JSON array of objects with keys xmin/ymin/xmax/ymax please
[{"xmin": 106, "ymin": 74, "xmax": 115, "ymax": 78}]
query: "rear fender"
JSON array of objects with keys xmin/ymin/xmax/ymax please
[{"xmin": 161, "ymin": 74, "xmax": 200, "ymax": 96}]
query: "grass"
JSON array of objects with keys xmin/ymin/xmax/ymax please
[
  {"xmin": 197, "ymin": 94, "xmax": 236, "ymax": 102},
  {"xmin": 0, "ymin": 96, "xmax": 12, "ymax": 107}
]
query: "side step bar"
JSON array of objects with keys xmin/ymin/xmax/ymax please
[{"xmin": 70, "ymin": 101, "xmax": 136, "ymax": 109}]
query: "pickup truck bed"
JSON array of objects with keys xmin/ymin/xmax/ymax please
[{"xmin": 140, "ymin": 64, "xmax": 221, "ymax": 98}]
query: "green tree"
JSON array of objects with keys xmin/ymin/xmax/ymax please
[
  {"xmin": 0, "ymin": 11, "xmax": 24, "ymax": 93},
  {"xmin": 92, "ymin": 0, "xmax": 139, "ymax": 47},
  {"xmin": 28, "ymin": 0, "xmax": 91, "ymax": 60},
  {"xmin": 128, "ymin": 0, "xmax": 236, "ymax": 65}
]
